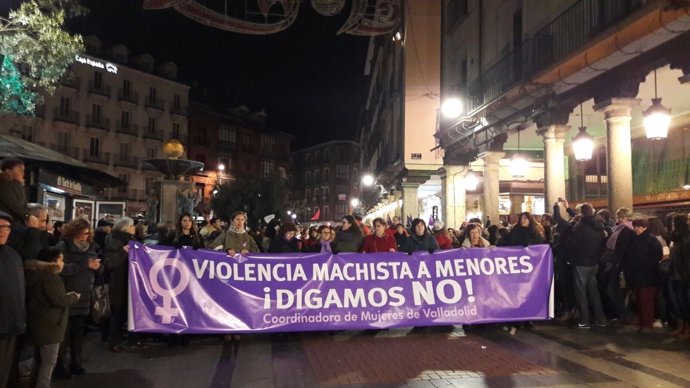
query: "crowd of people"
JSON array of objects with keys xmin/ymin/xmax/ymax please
[{"xmin": 0, "ymin": 155, "xmax": 687, "ymax": 387}]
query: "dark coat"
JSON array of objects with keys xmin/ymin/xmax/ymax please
[
  {"xmin": 104, "ymin": 231, "xmax": 133, "ymax": 306},
  {"xmin": 567, "ymin": 216, "xmax": 606, "ymax": 267},
  {"xmin": 622, "ymin": 231, "xmax": 662, "ymax": 289},
  {"xmin": 174, "ymin": 232, "xmax": 203, "ymax": 249},
  {"xmin": 334, "ymin": 228, "xmax": 364, "ymax": 253},
  {"xmin": 394, "ymin": 233, "xmax": 408, "ymax": 251},
  {"xmin": 0, "ymin": 175, "xmax": 26, "ymax": 221},
  {"xmin": 497, "ymin": 226, "xmax": 544, "ymax": 247},
  {"xmin": 55, "ymin": 240, "xmax": 102, "ymax": 316},
  {"xmin": 9, "ymin": 224, "xmax": 50, "ymax": 261},
  {"xmin": 402, "ymin": 232, "xmax": 439, "ymax": 254},
  {"xmin": 670, "ymin": 231, "xmax": 690, "ymax": 280},
  {"xmin": 24, "ymin": 260, "xmax": 79, "ymax": 345},
  {"xmin": 0, "ymin": 244, "xmax": 24, "ymax": 338},
  {"xmin": 306, "ymin": 240, "xmax": 335, "ymax": 253},
  {"xmin": 268, "ymin": 236, "xmax": 300, "ymax": 253}
]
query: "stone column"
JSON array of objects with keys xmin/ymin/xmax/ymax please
[
  {"xmin": 593, "ymin": 98, "xmax": 640, "ymax": 212},
  {"xmin": 478, "ymin": 151, "xmax": 505, "ymax": 223},
  {"xmin": 441, "ymin": 165, "xmax": 468, "ymax": 229},
  {"xmin": 540, "ymin": 125, "xmax": 569, "ymax": 210},
  {"xmin": 401, "ymin": 183, "xmax": 420, "ymax": 223}
]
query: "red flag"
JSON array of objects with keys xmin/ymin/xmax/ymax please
[{"xmin": 310, "ymin": 208, "xmax": 320, "ymax": 221}]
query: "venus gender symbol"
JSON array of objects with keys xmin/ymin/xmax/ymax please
[{"xmin": 149, "ymin": 258, "xmax": 192, "ymax": 324}]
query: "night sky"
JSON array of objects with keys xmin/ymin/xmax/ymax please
[{"xmin": 7, "ymin": 0, "xmax": 372, "ymax": 148}]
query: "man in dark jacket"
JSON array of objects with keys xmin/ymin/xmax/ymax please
[
  {"xmin": 567, "ymin": 203, "xmax": 608, "ymax": 328},
  {"xmin": 0, "ymin": 211, "xmax": 24, "ymax": 388},
  {"xmin": 9, "ymin": 203, "xmax": 51, "ymax": 261},
  {"xmin": 0, "ymin": 158, "xmax": 26, "ymax": 222}
]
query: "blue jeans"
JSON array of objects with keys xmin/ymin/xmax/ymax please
[{"xmin": 574, "ymin": 265, "xmax": 606, "ymax": 324}]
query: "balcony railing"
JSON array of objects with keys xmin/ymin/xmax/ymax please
[
  {"xmin": 143, "ymin": 129, "xmax": 164, "ymax": 141},
  {"xmin": 116, "ymin": 122, "xmax": 138, "ymax": 137},
  {"xmin": 466, "ymin": 0, "xmax": 644, "ymax": 112},
  {"xmin": 83, "ymin": 151, "xmax": 110, "ymax": 165},
  {"xmin": 53, "ymin": 109, "xmax": 80, "ymax": 125},
  {"xmin": 117, "ymin": 89, "xmax": 139, "ymax": 104},
  {"xmin": 50, "ymin": 144, "xmax": 80, "ymax": 160},
  {"xmin": 86, "ymin": 115, "xmax": 110, "ymax": 131},
  {"xmin": 171, "ymin": 104, "xmax": 188, "ymax": 116},
  {"xmin": 61, "ymin": 77, "xmax": 80, "ymax": 90},
  {"xmin": 144, "ymin": 96, "xmax": 164, "ymax": 111},
  {"xmin": 113, "ymin": 154, "xmax": 139, "ymax": 169},
  {"xmin": 87, "ymin": 81, "xmax": 111, "ymax": 98}
]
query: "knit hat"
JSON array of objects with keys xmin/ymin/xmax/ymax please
[
  {"xmin": 0, "ymin": 211, "xmax": 12, "ymax": 223},
  {"xmin": 432, "ymin": 221, "xmax": 445, "ymax": 231}
]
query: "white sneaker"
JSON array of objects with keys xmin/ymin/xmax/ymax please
[
  {"xmin": 450, "ymin": 325, "xmax": 466, "ymax": 337},
  {"xmin": 652, "ymin": 319, "xmax": 663, "ymax": 328}
]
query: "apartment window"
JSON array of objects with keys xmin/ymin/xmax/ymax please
[
  {"xmin": 323, "ymin": 167, "xmax": 330, "ymax": 181},
  {"xmin": 173, "ymin": 94, "xmax": 180, "ymax": 109},
  {"xmin": 148, "ymin": 87, "xmax": 157, "ymax": 101},
  {"xmin": 195, "ymin": 127, "xmax": 207, "ymax": 146},
  {"xmin": 314, "ymin": 188, "xmax": 320, "ymax": 198},
  {"xmin": 21, "ymin": 126, "xmax": 34, "ymax": 142},
  {"xmin": 89, "ymin": 137, "xmax": 100, "ymax": 157},
  {"xmin": 336, "ymin": 203, "xmax": 348, "ymax": 218},
  {"xmin": 146, "ymin": 147, "xmax": 157, "ymax": 159},
  {"xmin": 315, "ymin": 151, "xmax": 320, "ymax": 164},
  {"xmin": 324, "ymin": 149, "xmax": 330, "ymax": 162},
  {"xmin": 119, "ymin": 143, "xmax": 129, "ymax": 160},
  {"xmin": 93, "ymin": 71, "xmax": 103, "ymax": 88},
  {"xmin": 336, "ymin": 164, "xmax": 349, "ymax": 180},
  {"xmin": 260, "ymin": 160, "xmax": 274, "ymax": 178},
  {"xmin": 323, "ymin": 206, "xmax": 329, "ymax": 220},
  {"xmin": 118, "ymin": 173, "xmax": 128, "ymax": 193},
  {"xmin": 120, "ymin": 111, "xmax": 130, "ymax": 128},
  {"xmin": 122, "ymin": 79, "xmax": 131, "ymax": 97},
  {"xmin": 147, "ymin": 117, "xmax": 156, "ymax": 132},
  {"xmin": 314, "ymin": 169, "xmax": 320, "ymax": 183},
  {"xmin": 172, "ymin": 123, "xmax": 180, "ymax": 139},
  {"xmin": 57, "ymin": 132, "xmax": 69, "ymax": 151},
  {"xmin": 219, "ymin": 125, "xmax": 236, "ymax": 145},
  {"xmin": 59, "ymin": 97, "xmax": 70, "ymax": 114},
  {"xmin": 305, "ymin": 189, "xmax": 311, "ymax": 200},
  {"xmin": 305, "ymin": 153, "xmax": 311, "ymax": 165},
  {"xmin": 241, "ymin": 134, "xmax": 250, "ymax": 148},
  {"xmin": 92, "ymin": 104, "xmax": 102, "ymax": 121},
  {"xmin": 323, "ymin": 187, "xmax": 329, "ymax": 199},
  {"xmin": 260, "ymin": 134, "xmax": 274, "ymax": 153},
  {"xmin": 305, "ymin": 171, "xmax": 311, "ymax": 185}
]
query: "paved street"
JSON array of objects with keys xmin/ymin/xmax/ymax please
[{"xmin": 41, "ymin": 321, "xmax": 690, "ymax": 388}]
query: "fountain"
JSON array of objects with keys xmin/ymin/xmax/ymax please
[{"xmin": 142, "ymin": 139, "xmax": 204, "ymax": 223}]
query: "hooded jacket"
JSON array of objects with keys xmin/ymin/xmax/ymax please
[{"xmin": 24, "ymin": 260, "xmax": 78, "ymax": 345}]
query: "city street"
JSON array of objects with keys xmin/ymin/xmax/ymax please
[{"xmin": 45, "ymin": 321, "xmax": 690, "ymax": 388}]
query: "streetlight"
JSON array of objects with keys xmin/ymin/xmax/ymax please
[
  {"xmin": 361, "ymin": 174, "xmax": 374, "ymax": 187},
  {"xmin": 291, "ymin": 214, "xmax": 297, "ymax": 220},
  {"xmin": 643, "ymin": 68, "xmax": 671, "ymax": 140},
  {"xmin": 465, "ymin": 170, "xmax": 479, "ymax": 191},
  {"xmin": 441, "ymin": 97, "xmax": 463, "ymax": 119},
  {"xmin": 510, "ymin": 128, "xmax": 528, "ymax": 178},
  {"xmin": 572, "ymin": 104, "xmax": 593, "ymax": 162},
  {"xmin": 287, "ymin": 210, "xmax": 292, "ymax": 215},
  {"xmin": 350, "ymin": 198, "xmax": 360, "ymax": 208},
  {"xmin": 218, "ymin": 163, "xmax": 225, "ymax": 172}
]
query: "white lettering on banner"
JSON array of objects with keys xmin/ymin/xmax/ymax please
[
  {"xmin": 74, "ymin": 54, "xmax": 118, "ymax": 74},
  {"xmin": 265, "ymin": 286, "xmax": 406, "ymax": 309},
  {"xmin": 262, "ymin": 312, "xmax": 342, "ymax": 324},
  {"xmin": 434, "ymin": 256, "xmax": 533, "ymax": 277}
]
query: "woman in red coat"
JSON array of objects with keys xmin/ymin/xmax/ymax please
[{"xmin": 363, "ymin": 217, "xmax": 397, "ymax": 253}]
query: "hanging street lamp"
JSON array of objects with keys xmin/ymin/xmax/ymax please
[
  {"xmin": 510, "ymin": 128, "xmax": 528, "ymax": 178},
  {"xmin": 572, "ymin": 104, "xmax": 594, "ymax": 161},
  {"xmin": 643, "ymin": 68, "xmax": 671, "ymax": 140}
]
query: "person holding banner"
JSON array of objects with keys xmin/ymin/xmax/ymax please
[
  {"xmin": 401, "ymin": 218, "xmax": 439, "ymax": 254},
  {"xmin": 334, "ymin": 215, "xmax": 364, "ymax": 253},
  {"xmin": 306, "ymin": 225, "xmax": 335, "ymax": 253},
  {"xmin": 498, "ymin": 212, "xmax": 545, "ymax": 247},
  {"xmin": 268, "ymin": 222, "xmax": 300, "ymax": 253},
  {"xmin": 363, "ymin": 217, "xmax": 397, "ymax": 253},
  {"xmin": 173, "ymin": 213, "xmax": 203, "ymax": 249},
  {"xmin": 462, "ymin": 223, "xmax": 491, "ymax": 247},
  {"xmin": 210, "ymin": 211, "xmax": 259, "ymax": 255}
]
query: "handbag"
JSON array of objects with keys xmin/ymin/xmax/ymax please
[{"xmin": 91, "ymin": 284, "xmax": 111, "ymax": 323}]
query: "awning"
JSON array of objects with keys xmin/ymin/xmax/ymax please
[{"xmin": 0, "ymin": 135, "xmax": 124, "ymax": 187}]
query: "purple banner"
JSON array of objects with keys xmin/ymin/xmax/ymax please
[{"xmin": 128, "ymin": 242, "xmax": 554, "ymax": 333}]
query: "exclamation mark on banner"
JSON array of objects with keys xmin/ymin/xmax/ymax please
[{"xmin": 465, "ymin": 279, "xmax": 475, "ymax": 303}]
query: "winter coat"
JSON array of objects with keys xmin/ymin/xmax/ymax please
[
  {"xmin": 0, "ymin": 174, "xmax": 26, "ymax": 221},
  {"xmin": 434, "ymin": 232, "xmax": 453, "ymax": 250},
  {"xmin": 567, "ymin": 215, "xmax": 607, "ymax": 267},
  {"xmin": 402, "ymin": 232, "xmax": 439, "ymax": 254},
  {"xmin": 210, "ymin": 229, "xmax": 260, "ymax": 253},
  {"xmin": 497, "ymin": 226, "xmax": 544, "ymax": 247},
  {"xmin": 363, "ymin": 234, "xmax": 397, "ymax": 253},
  {"xmin": 334, "ymin": 228, "xmax": 364, "ymax": 253},
  {"xmin": 394, "ymin": 233, "xmax": 408, "ymax": 251},
  {"xmin": 0, "ymin": 244, "xmax": 24, "ymax": 338},
  {"xmin": 461, "ymin": 236, "xmax": 491, "ymax": 248},
  {"xmin": 622, "ymin": 231, "xmax": 662, "ymax": 289},
  {"xmin": 104, "ymin": 231, "xmax": 133, "ymax": 306},
  {"xmin": 269, "ymin": 236, "xmax": 300, "ymax": 253},
  {"xmin": 55, "ymin": 240, "xmax": 102, "ymax": 316},
  {"xmin": 174, "ymin": 232, "xmax": 203, "ymax": 249},
  {"xmin": 24, "ymin": 260, "xmax": 78, "ymax": 345},
  {"xmin": 670, "ymin": 231, "xmax": 690, "ymax": 281},
  {"xmin": 9, "ymin": 224, "xmax": 50, "ymax": 261}
]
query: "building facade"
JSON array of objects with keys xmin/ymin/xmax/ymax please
[
  {"xmin": 0, "ymin": 35, "xmax": 190, "ymax": 217},
  {"xmin": 289, "ymin": 141, "xmax": 360, "ymax": 223},
  {"xmin": 437, "ymin": 0, "xmax": 690, "ymax": 221},
  {"xmin": 187, "ymin": 103, "xmax": 293, "ymax": 217},
  {"xmin": 357, "ymin": 0, "xmax": 444, "ymax": 225}
]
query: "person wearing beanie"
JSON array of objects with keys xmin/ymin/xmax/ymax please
[
  {"xmin": 432, "ymin": 221, "xmax": 453, "ymax": 250},
  {"xmin": 24, "ymin": 247, "xmax": 79, "ymax": 388}
]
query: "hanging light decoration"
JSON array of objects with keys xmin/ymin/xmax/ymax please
[
  {"xmin": 643, "ymin": 68, "xmax": 671, "ymax": 140},
  {"xmin": 510, "ymin": 128, "xmax": 528, "ymax": 178},
  {"xmin": 465, "ymin": 170, "xmax": 479, "ymax": 191},
  {"xmin": 683, "ymin": 128, "xmax": 690, "ymax": 190},
  {"xmin": 572, "ymin": 103, "xmax": 594, "ymax": 161},
  {"xmin": 311, "ymin": 0, "xmax": 346, "ymax": 17}
]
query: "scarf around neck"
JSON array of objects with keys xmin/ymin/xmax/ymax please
[{"xmin": 319, "ymin": 239, "xmax": 332, "ymax": 253}]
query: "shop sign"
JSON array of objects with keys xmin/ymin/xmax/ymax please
[
  {"xmin": 75, "ymin": 54, "xmax": 118, "ymax": 74},
  {"xmin": 338, "ymin": 194, "xmax": 346, "ymax": 201},
  {"xmin": 57, "ymin": 176, "xmax": 82, "ymax": 194}
]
